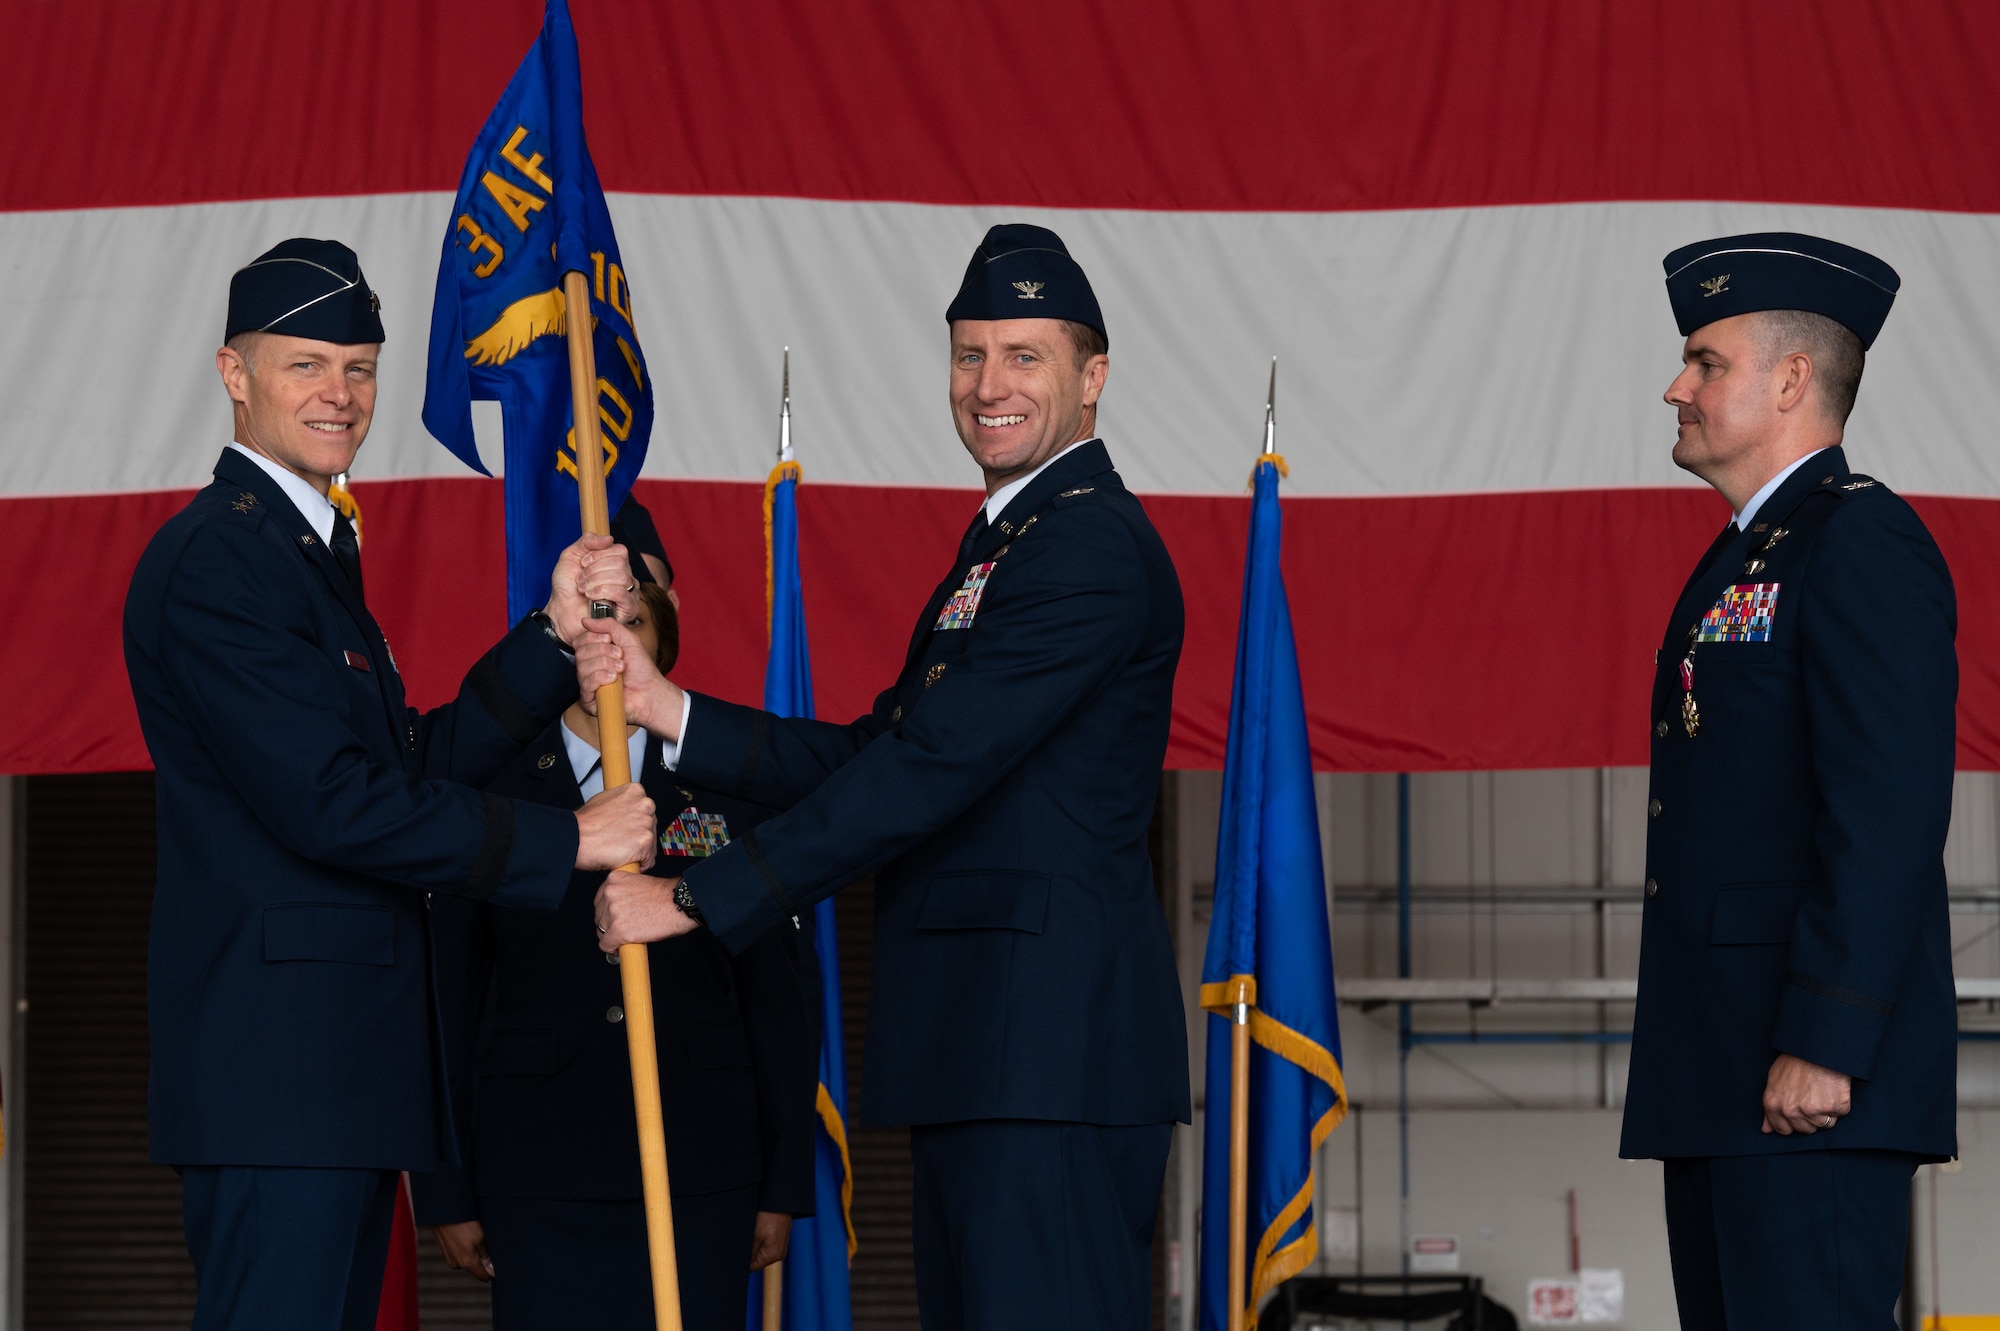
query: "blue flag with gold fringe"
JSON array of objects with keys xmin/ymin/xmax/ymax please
[
  {"xmin": 422, "ymin": 0, "xmax": 652, "ymax": 623},
  {"xmin": 745, "ymin": 457, "xmax": 856, "ymax": 1331},
  {"xmin": 1198, "ymin": 454, "xmax": 1346, "ymax": 1331}
]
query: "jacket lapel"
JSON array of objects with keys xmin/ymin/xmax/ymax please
[
  {"xmin": 897, "ymin": 440, "xmax": 1120, "ymax": 679},
  {"xmin": 214, "ymin": 450, "xmax": 412, "ymax": 750},
  {"xmin": 1649, "ymin": 447, "xmax": 1849, "ymax": 717}
]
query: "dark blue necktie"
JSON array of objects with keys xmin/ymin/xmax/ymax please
[
  {"xmin": 330, "ymin": 511, "xmax": 364, "ymax": 595},
  {"xmin": 958, "ymin": 508, "xmax": 988, "ymax": 563}
]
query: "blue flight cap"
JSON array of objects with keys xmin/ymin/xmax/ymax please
[
  {"xmin": 225, "ymin": 238, "xmax": 386, "ymax": 345},
  {"xmin": 1664, "ymin": 232, "xmax": 1899, "ymax": 349},
  {"xmin": 945, "ymin": 223, "xmax": 1107, "ymax": 347}
]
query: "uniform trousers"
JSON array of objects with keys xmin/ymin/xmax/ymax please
[
  {"xmin": 480, "ymin": 1185, "xmax": 759, "ymax": 1331},
  {"xmin": 179, "ymin": 1164, "xmax": 399, "ymax": 1331},
  {"xmin": 1664, "ymin": 1150, "xmax": 1917, "ymax": 1330},
  {"xmin": 910, "ymin": 1119, "xmax": 1172, "ymax": 1331}
]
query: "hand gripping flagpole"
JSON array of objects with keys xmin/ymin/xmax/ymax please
[{"xmin": 563, "ymin": 268, "xmax": 685, "ymax": 1330}]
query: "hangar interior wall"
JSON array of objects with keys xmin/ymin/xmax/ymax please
[
  {"xmin": 1157, "ymin": 768, "xmax": 2000, "ymax": 1330},
  {"xmin": 3, "ymin": 769, "xmax": 1998, "ymax": 1328}
]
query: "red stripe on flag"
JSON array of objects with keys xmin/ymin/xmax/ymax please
[
  {"xmin": 3, "ymin": 1, "xmax": 1997, "ymax": 214},
  {"xmin": 374, "ymin": 1175, "xmax": 421, "ymax": 1331},
  {"xmin": 7, "ymin": 479, "xmax": 1996, "ymax": 774}
]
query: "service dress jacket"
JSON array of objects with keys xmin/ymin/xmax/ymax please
[
  {"xmin": 409, "ymin": 725, "xmax": 817, "ymax": 1220},
  {"xmin": 124, "ymin": 448, "xmax": 581, "ymax": 1171},
  {"xmin": 676, "ymin": 439, "xmax": 1191, "ymax": 1129},
  {"xmin": 1621, "ymin": 446, "xmax": 1959, "ymax": 1161}
]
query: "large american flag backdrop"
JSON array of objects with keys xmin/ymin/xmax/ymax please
[{"xmin": 2, "ymin": 0, "xmax": 1996, "ymax": 774}]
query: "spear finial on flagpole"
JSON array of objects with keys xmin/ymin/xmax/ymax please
[
  {"xmin": 778, "ymin": 347, "xmax": 794, "ymax": 462},
  {"xmin": 1262, "ymin": 356, "xmax": 1277, "ymax": 456}
]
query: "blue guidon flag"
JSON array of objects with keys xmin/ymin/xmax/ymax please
[
  {"xmin": 744, "ymin": 454, "xmax": 857, "ymax": 1331},
  {"xmin": 1198, "ymin": 452, "xmax": 1347, "ymax": 1331},
  {"xmin": 423, "ymin": 0, "xmax": 653, "ymax": 623}
]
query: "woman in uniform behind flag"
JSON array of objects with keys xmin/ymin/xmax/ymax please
[{"xmin": 411, "ymin": 518, "xmax": 819, "ymax": 1330}]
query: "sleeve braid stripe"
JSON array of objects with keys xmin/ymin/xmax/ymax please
[
  {"xmin": 468, "ymin": 654, "xmax": 544, "ymax": 747},
  {"xmin": 740, "ymin": 828, "xmax": 794, "ymax": 917},
  {"xmin": 464, "ymin": 793, "xmax": 516, "ymax": 902},
  {"xmin": 1784, "ymin": 970, "xmax": 1895, "ymax": 1016}
]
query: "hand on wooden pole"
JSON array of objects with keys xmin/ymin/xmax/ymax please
[{"xmin": 564, "ymin": 268, "xmax": 684, "ymax": 1331}]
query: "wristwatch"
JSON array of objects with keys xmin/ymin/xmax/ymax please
[
  {"xmin": 674, "ymin": 878, "xmax": 705, "ymax": 926},
  {"xmin": 527, "ymin": 608, "xmax": 573, "ymax": 657}
]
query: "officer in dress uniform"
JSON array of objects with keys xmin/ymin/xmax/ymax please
[
  {"xmin": 123, "ymin": 238, "xmax": 656, "ymax": 1331},
  {"xmin": 1620, "ymin": 233, "xmax": 1958, "ymax": 1327},
  {"xmin": 585, "ymin": 224, "xmax": 1189, "ymax": 1329},
  {"xmin": 413, "ymin": 508, "xmax": 819, "ymax": 1330}
]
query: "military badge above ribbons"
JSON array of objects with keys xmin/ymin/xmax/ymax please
[{"xmin": 421, "ymin": 0, "xmax": 653, "ymax": 623}]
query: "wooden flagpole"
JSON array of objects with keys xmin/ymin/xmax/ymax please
[
  {"xmin": 762, "ymin": 1263, "xmax": 783, "ymax": 1331},
  {"xmin": 563, "ymin": 269, "xmax": 684, "ymax": 1331},
  {"xmin": 1228, "ymin": 979, "xmax": 1253, "ymax": 1331}
]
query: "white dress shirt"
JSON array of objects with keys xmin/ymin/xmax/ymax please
[
  {"xmin": 561, "ymin": 715, "xmax": 651, "ymax": 801},
  {"xmin": 1735, "ymin": 447, "xmax": 1831, "ymax": 530},
  {"xmin": 982, "ymin": 437, "xmax": 1095, "ymax": 526},
  {"xmin": 227, "ymin": 442, "xmax": 335, "ymax": 544}
]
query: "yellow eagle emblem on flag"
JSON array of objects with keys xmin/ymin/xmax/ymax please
[{"xmin": 463, "ymin": 287, "xmax": 568, "ymax": 366}]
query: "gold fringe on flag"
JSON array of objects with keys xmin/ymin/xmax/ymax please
[
  {"xmin": 328, "ymin": 475, "xmax": 363, "ymax": 546},
  {"xmin": 1246, "ymin": 453, "xmax": 1290, "ymax": 490},
  {"xmin": 763, "ymin": 459, "xmax": 802, "ymax": 632}
]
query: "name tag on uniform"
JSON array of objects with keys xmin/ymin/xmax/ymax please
[
  {"xmin": 935, "ymin": 562, "xmax": 996, "ymax": 631},
  {"xmin": 1697, "ymin": 583, "xmax": 1780, "ymax": 642},
  {"xmin": 660, "ymin": 808, "xmax": 731, "ymax": 857},
  {"xmin": 342, "ymin": 650, "xmax": 372, "ymax": 673}
]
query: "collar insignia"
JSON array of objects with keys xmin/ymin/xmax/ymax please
[
  {"xmin": 1012, "ymin": 281, "xmax": 1045, "ymax": 300},
  {"xmin": 536, "ymin": 753, "xmax": 558, "ymax": 770},
  {"xmin": 231, "ymin": 491, "xmax": 258, "ymax": 513},
  {"xmin": 1699, "ymin": 274, "xmax": 1730, "ymax": 297}
]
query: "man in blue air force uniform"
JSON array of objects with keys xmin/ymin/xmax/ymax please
[
  {"xmin": 1620, "ymin": 233, "xmax": 1958, "ymax": 1327},
  {"xmin": 123, "ymin": 238, "xmax": 656, "ymax": 1331},
  {"xmin": 586, "ymin": 224, "xmax": 1190, "ymax": 1329}
]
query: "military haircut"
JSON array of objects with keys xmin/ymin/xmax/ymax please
[
  {"xmin": 1754, "ymin": 308, "xmax": 1866, "ymax": 426},
  {"xmin": 1061, "ymin": 319, "xmax": 1107, "ymax": 369},
  {"xmin": 224, "ymin": 330, "xmax": 268, "ymax": 372}
]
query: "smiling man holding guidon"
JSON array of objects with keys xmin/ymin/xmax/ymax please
[
  {"xmin": 124, "ymin": 237, "xmax": 657, "ymax": 1331},
  {"xmin": 582, "ymin": 223, "xmax": 1191, "ymax": 1330}
]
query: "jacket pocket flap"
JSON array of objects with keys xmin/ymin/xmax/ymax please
[
  {"xmin": 917, "ymin": 870, "xmax": 1052, "ymax": 934},
  {"xmin": 1710, "ymin": 883, "xmax": 1806, "ymax": 946},
  {"xmin": 479, "ymin": 1027, "xmax": 560, "ymax": 1077},
  {"xmin": 263, "ymin": 903, "xmax": 394, "ymax": 965}
]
